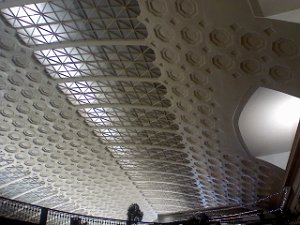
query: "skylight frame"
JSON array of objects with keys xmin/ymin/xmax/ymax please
[{"xmin": 1, "ymin": 0, "xmax": 147, "ymax": 45}]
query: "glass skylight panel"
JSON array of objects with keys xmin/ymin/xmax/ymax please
[
  {"xmin": 135, "ymin": 183, "xmax": 196, "ymax": 194},
  {"xmin": 78, "ymin": 107, "xmax": 177, "ymax": 129},
  {"xmin": 142, "ymin": 190, "xmax": 197, "ymax": 200},
  {"xmin": 119, "ymin": 161, "xmax": 192, "ymax": 175},
  {"xmin": 58, "ymin": 81, "xmax": 170, "ymax": 107},
  {"xmin": 0, "ymin": 177, "xmax": 43, "ymax": 198},
  {"xmin": 1, "ymin": 0, "xmax": 147, "ymax": 45},
  {"xmin": 79, "ymin": 108, "xmax": 115, "ymax": 125},
  {"xmin": 54, "ymin": 203, "xmax": 79, "ymax": 212},
  {"xmin": 38, "ymin": 195, "xmax": 70, "ymax": 209},
  {"xmin": 72, "ymin": 93, "xmax": 98, "ymax": 105},
  {"xmin": 15, "ymin": 187, "xmax": 57, "ymax": 203},
  {"xmin": 95, "ymin": 128, "xmax": 139, "ymax": 143},
  {"xmin": 95, "ymin": 128, "xmax": 182, "ymax": 146},
  {"xmin": 0, "ymin": 152, "xmax": 14, "ymax": 168},
  {"xmin": 2, "ymin": 3, "xmax": 82, "ymax": 45},
  {"xmin": 61, "ymin": 81, "xmax": 102, "ymax": 93},
  {"xmin": 134, "ymin": 174, "xmax": 195, "ymax": 186},
  {"xmin": 0, "ymin": 165, "xmax": 29, "ymax": 185},
  {"xmin": 34, "ymin": 45, "xmax": 159, "ymax": 79},
  {"xmin": 107, "ymin": 146, "xmax": 189, "ymax": 163}
]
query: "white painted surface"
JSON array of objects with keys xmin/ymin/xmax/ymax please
[
  {"xmin": 239, "ymin": 88, "xmax": 300, "ymax": 165},
  {"xmin": 249, "ymin": 0, "xmax": 300, "ymax": 17},
  {"xmin": 257, "ymin": 151, "xmax": 290, "ymax": 169},
  {"xmin": 269, "ymin": 8, "xmax": 300, "ymax": 24}
]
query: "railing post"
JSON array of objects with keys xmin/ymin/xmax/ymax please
[{"xmin": 40, "ymin": 207, "xmax": 48, "ymax": 225}]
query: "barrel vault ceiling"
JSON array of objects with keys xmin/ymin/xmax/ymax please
[{"xmin": 0, "ymin": 0, "xmax": 299, "ymax": 221}]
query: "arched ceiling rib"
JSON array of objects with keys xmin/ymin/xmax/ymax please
[{"xmin": 0, "ymin": 0, "xmax": 296, "ymax": 221}]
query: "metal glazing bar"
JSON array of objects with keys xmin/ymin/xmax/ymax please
[
  {"xmin": 0, "ymin": 176, "xmax": 29, "ymax": 189},
  {"xmin": 0, "ymin": 0, "xmax": 52, "ymax": 9},
  {"xmin": 11, "ymin": 186, "xmax": 41, "ymax": 200},
  {"xmin": 32, "ymin": 39, "xmax": 148, "ymax": 51},
  {"xmin": 94, "ymin": 126, "xmax": 178, "ymax": 134},
  {"xmin": 54, "ymin": 75, "xmax": 160, "ymax": 84},
  {"xmin": 75, "ymin": 103, "xmax": 168, "ymax": 111},
  {"xmin": 104, "ymin": 143, "xmax": 185, "ymax": 152}
]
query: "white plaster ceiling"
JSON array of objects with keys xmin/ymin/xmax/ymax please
[
  {"xmin": 0, "ymin": 0, "xmax": 299, "ymax": 221},
  {"xmin": 238, "ymin": 87, "xmax": 300, "ymax": 169}
]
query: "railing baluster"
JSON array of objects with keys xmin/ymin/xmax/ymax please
[{"xmin": 40, "ymin": 207, "xmax": 48, "ymax": 225}]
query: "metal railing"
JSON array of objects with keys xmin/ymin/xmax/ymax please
[
  {"xmin": 0, "ymin": 197, "xmax": 155, "ymax": 225},
  {"xmin": 47, "ymin": 209, "xmax": 128, "ymax": 225},
  {"xmin": 0, "ymin": 196, "xmax": 41, "ymax": 224}
]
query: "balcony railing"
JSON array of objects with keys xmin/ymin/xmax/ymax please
[{"xmin": 0, "ymin": 197, "xmax": 155, "ymax": 225}]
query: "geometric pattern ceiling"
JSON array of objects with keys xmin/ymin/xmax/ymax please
[{"xmin": 2, "ymin": 0, "xmax": 300, "ymax": 221}]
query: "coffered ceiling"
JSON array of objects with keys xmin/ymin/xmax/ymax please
[{"xmin": 0, "ymin": 0, "xmax": 299, "ymax": 221}]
